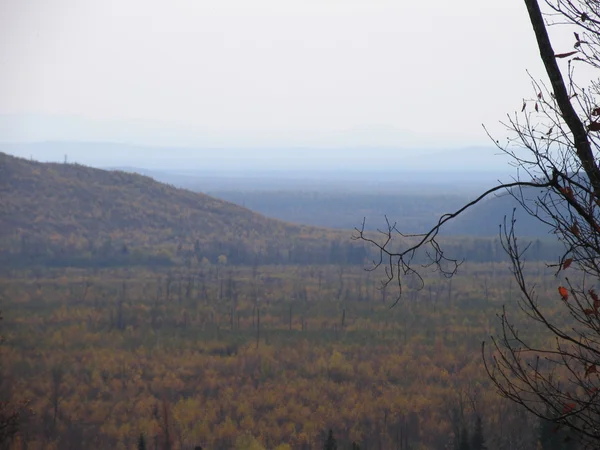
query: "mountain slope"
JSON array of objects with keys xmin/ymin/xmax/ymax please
[
  {"xmin": 443, "ymin": 186, "xmax": 557, "ymax": 237},
  {"xmin": 0, "ymin": 153, "xmax": 364, "ymax": 267}
]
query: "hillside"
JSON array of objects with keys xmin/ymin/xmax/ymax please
[
  {"xmin": 0, "ymin": 153, "xmax": 365, "ymax": 267},
  {"xmin": 443, "ymin": 185, "xmax": 556, "ymax": 237}
]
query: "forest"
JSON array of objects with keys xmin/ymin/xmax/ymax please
[
  {"xmin": 0, "ymin": 261, "xmax": 574, "ymax": 450},
  {"xmin": 0, "ymin": 153, "xmax": 579, "ymax": 449}
]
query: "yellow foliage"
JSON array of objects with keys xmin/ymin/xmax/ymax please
[{"xmin": 235, "ymin": 433, "xmax": 265, "ymax": 450}]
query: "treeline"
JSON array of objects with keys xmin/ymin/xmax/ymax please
[
  {"xmin": 0, "ymin": 234, "xmax": 369, "ymax": 268},
  {"xmin": 1, "ymin": 231, "xmax": 565, "ymax": 271}
]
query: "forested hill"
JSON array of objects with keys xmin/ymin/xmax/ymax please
[
  {"xmin": 443, "ymin": 185, "xmax": 556, "ymax": 237},
  {"xmin": 0, "ymin": 153, "xmax": 366, "ymax": 267}
]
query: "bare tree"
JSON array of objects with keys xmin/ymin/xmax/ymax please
[{"xmin": 354, "ymin": 0, "xmax": 600, "ymax": 444}]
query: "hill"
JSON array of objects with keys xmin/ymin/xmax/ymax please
[
  {"xmin": 202, "ymin": 190, "xmax": 469, "ymax": 233},
  {"xmin": 443, "ymin": 185, "xmax": 556, "ymax": 237},
  {"xmin": 0, "ymin": 153, "xmax": 365, "ymax": 267}
]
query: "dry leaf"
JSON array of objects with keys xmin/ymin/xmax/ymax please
[
  {"xmin": 559, "ymin": 286, "xmax": 569, "ymax": 301},
  {"xmin": 555, "ymin": 51, "xmax": 578, "ymax": 58}
]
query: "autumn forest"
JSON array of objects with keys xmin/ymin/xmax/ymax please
[{"xmin": 0, "ymin": 153, "xmax": 578, "ymax": 449}]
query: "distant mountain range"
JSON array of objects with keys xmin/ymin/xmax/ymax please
[{"xmin": 0, "ymin": 140, "xmax": 513, "ymax": 174}]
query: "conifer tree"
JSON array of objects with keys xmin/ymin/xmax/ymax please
[
  {"xmin": 324, "ymin": 429, "xmax": 337, "ymax": 450},
  {"xmin": 471, "ymin": 417, "xmax": 486, "ymax": 450},
  {"xmin": 138, "ymin": 433, "xmax": 146, "ymax": 450},
  {"xmin": 458, "ymin": 425, "xmax": 470, "ymax": 450},
  {"xmin": 538, "ymin": 414, "xmax": 578, "ymax": 450}
]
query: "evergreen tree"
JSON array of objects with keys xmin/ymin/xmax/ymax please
[
  {"xmin": 458, "ymin": 425, "xmax": 470, "ymax": 450},
  {"xmin": 138, "ymin": 433, "xmax": 146, "ymax": 450},
  {"xmin": 324, "ymin": 429, "xmax": 337, "ymax": 450},
  {"xmin": 538, "ymin": 415, "xmax": 578, "ymax": 450},
  {"xmin": 471, "ymin": 416, "xmax": 486, "ymax": 450},
  {"xmin": 539, "ymin": 416, "xmax": 557, "ymax": 450}
]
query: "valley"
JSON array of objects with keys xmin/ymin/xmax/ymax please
[{"xmin": 0, "ymin": 153, "xmax": 574, "ymax": 449}]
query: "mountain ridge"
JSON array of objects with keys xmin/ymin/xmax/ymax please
[{"xmin": 0, "ymin": 152, "xmax": 366, "ymax": 267}]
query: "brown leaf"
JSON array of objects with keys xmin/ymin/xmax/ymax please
[
  {"xmin": 586, "ymin": 365, "xmax": 598, "ymax": 376},
  {"xmin": 559, "ymin": 286, "xmax": 569, "ymax": 301},
  {"xmin": 570, "ymin": 222, "xmax": 580, "ymax": 237},
  {"xmin": 590, "ymin": 289, "xmax": 600, "ymax": 309},
  {"xmin": 559, "ymin": 186, "xmax": 574, "ymax": 199},
  {"xmin": 584, "ymin": 308, "xmax": 597, "ymax": 316},
  {"xmin": 555, "ymin": 51, "xmax": 578, "ymax": 58},
  {"xmin": 592, "ymin": 107, "xmax": 600, "ymax": 116},
  {"xmin": 563, "ymin": 403, "xmax": 576, "ymax": 414},
  {"xmin": 588, "ymin": 121, "xmax": 600, "ymax": 131},
  {"xmin": 521, "ymin": 102, "xmax": 526, "ymax": 112},
  {"xmin": 535, "ymin": 102, "xmax": 539, "ymax": 112},
  {"xmin": 562, "ymin": 258, "xmax": 573, "ymax": 270}
]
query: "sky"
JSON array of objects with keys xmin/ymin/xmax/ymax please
[{"xmin": 0, "ymin": 0, "xmax": 579, "ymax": 164}]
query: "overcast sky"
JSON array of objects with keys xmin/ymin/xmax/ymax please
[{"xmin": 0, "ymin": 0, "xmax": 575, "ymax": 153}]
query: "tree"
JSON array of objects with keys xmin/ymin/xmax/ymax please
[
  {"xmin": 354, "ymin": 0, "xmax": 600, "ymax": 445},
  {"xmin": 458, "ymin": 425, "xmax": 470, "ymax": 450},
  {"xmin": 471, "ymin": 416, "xmax": 486, "ymax": 450},
  {"xmin": 138, "ymin": 433, "xmax": 147, "ymax": 450},
  {"xmin": 538, "ymin": 410, "xmax": 578, "ymax": 450},
  {"xmin": 0, "ymin": 311, "xmax": 28, "ymax": 447},
  {"xmin": 323, "ymin": 429, "xmax": 337, "ymax": 450},
  {"xmin": 235, "ymin": 434, "xmax": 265, "ymax": 450}
]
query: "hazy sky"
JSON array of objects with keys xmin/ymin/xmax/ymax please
[{"xmin": 0, "ymin": 0, "xmax": 574, "ymax": 149}]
